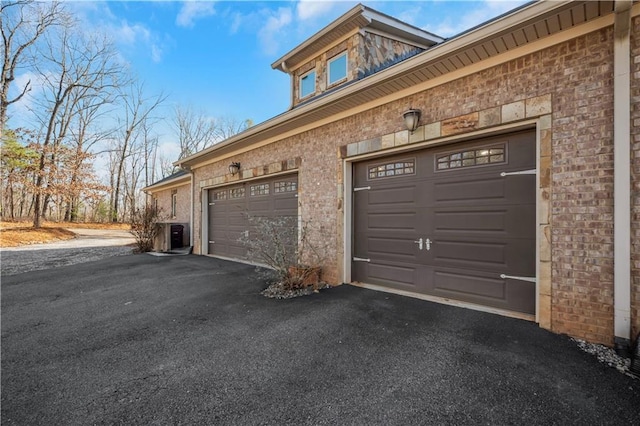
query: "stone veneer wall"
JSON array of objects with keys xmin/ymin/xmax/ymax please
[
  {"xmin": 194, "ymin": 24, "xmax": 638, "ymax": 345},
  {"xmin": 359, "ymin": 32, "xmax": 423, "ymax": 78},
  {"xmin": 292, "ymin": 33, "xmax": 424, "ymax": 106}
]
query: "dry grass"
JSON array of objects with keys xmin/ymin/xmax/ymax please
[{"xmin": 0, "ymin": 221, "xmax": 131, "ymax": 248}]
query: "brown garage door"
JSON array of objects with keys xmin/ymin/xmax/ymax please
[
  {"xmin": 352, "ymin": 131, "xmax": 536, "ymax": 314},
  {"xmin": 207, "ymin": 174, "xmax": 298, "ymax": 260}
]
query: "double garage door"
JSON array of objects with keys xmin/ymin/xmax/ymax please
[
  {"xmin": 353, "ymin": 131, "xmax": 536, "ymax": 315},
  {"xmin": 207, "ymin": 174, "xmax": 298, "ymax": 260}
]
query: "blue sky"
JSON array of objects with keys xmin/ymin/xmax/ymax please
[
  {"xmin": 70, "ymin": 0, "xmax": 528, "ymax": 123},
  {"xmin": 12, "ymin": 1, "xmax": 529, "ymax": 162}
]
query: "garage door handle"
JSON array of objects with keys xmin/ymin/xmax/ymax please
[
  {"xmin": 500, "ymin": 274, "xmax": 536, "ymax": 283},
  {"xmin": 500, "ymin": 169, "xmax": 536, "ymax": 177}
]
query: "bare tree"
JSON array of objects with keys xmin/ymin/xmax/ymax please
[
  {"xmin": 173, "ymin": 105, "xmax": 217, "ymax": 160},
  {"xmin": 110, "ymin": 81, "xmax": 166, "ymax": 222},
  {"xmin": 30, "ymin": 19, "xmax": 121, "ymax": 227},
  {"xmin": 0, "ymin": 0, "xmax": 63, "ymax": 135},
  {"xmin": 63, "ymin": 94, "xmax": 114, "ymax": 221},
  {"xmin": 215, "ymin": 116, "xmax": 252, "ymax": 141},
  {"xmin": 140, "ymin": 120, "xmax": 158, "ymax": 188},
  {"xmin": 158, "ymin": 153, "xmax": 176, "ymax": 179},
  {"xmin": 173, "ymin": 105, "xmax": 252, "ymax": 160}
]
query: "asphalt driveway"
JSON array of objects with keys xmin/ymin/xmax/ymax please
[
  {"xmin": 1, "ymin": 228, "xmax": 135, "ymax": 276},
  {"xmin": 2, "ymin": 254, "xmax": 639, "ymax": 425}
]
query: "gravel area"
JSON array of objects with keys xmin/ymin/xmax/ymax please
[
  {"xmin": 1, "ymin": 228, "xmax": 135, "ymax": 276},
  {"xmin": 573, "ymin": 338, "xmax": 637, "ymax": 379}
]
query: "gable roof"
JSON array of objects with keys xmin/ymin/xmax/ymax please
[
  {"xmin": 176, "ymin": 1, "xmax": 617, "ymax": 169},
  {"xmin": 271, "ymin": 3, "xmax": 444, "ymax": 73}
]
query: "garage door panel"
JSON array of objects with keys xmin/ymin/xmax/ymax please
[
  {"xmin": 434, "ymin": 209, "xmax": 509, "ymax": 234},
  {"xmin": 247, "ymin": 198, "xmax": 270, "ymax": 213},
  {"xmin": 434, "ymin": 240, "xmax": 507, "ymax": 267},
  {"xmin": 274, "ymin": 197, "xmax": 297, "ymax": 213},
  {"xmin": 433, "ymin": 176, "xmax": 534, "ymax": 206},
  {"xmin": 432, "ymin": 205, "xmax": 535, "ymax": 239},
  {"xmin": 368, "ymin": 236, "xmax": 420, "ymax": 259},
  {"xmin": 430, "ymin": 268, "xmax": 534, "ymax": 313},
  {"xmin": 432, "ymin": 270, "xmax": 506, "ymax": 300},
  {"xmin": 367, "ymin": 261, "xmax": 420, "ymax": 290},
  {"xmin": 208, "ymin": 174, "xmax": 298, "ymax": 261},
  {"xmin": 368, "ymin": 212, "xmax": 418, "ymax": 230},
  {"xmin": 434, "ymin": 177, "xmax": 505, "ymax": 202},
  {"xmin": 367, "ymin": 185, "xmax": 418, "ymax": 206},
  {"xmin": 432, "ymin": 238, "xmax": 533, "ymax": 273},
  {"xmin": 353, "ymin": 231, "xmax": 419, "ymax": 260},
  {"xmin": 228, "ymin": 212, "xmax": 247, "ymax": 226}
]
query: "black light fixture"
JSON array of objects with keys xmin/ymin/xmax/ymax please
[
  {"xmin": 229, "ymin": 162, "xmax": 241, "ymax": 175},
  {"xmin": 403, "ymin": 108, "xmax": 421, "ymax": 133}
]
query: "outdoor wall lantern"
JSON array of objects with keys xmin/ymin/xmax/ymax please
[
  {"xmin": 229, "ymin": 162, "xmax": 241, "ymax": 175},
  {"xmin": 403, "ymin": 108, "xmax": 421, "ymax": 133}
]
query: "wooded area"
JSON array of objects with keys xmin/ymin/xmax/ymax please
[{"xmin": 1, "ymin": 1, "xmax": 250, "ymax": 226}]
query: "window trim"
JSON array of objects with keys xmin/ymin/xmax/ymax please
[
  {"xmin": 299, "ymin": 69, "xmax": 316, "ymax": 99},
  {"xmin": 327, "ymin": 52, "xmax": 348, "ymax": 86}
]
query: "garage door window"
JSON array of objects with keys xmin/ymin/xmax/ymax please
[
  {"xmin": 213, "ymin": 190, "xmax": 227, "ymax": 200},
  {"xmin": 436, "ymin": 144, "xmax": 505, "ymax": 171},
  {"xmin": 368, "ymin": 159, "xmax": 415, "ymax": 180},
  {"xmin": 230, "ymin": 188, "xmax": 245, "ymax": 198},
  {"xmin": 250, "ymin": 183, "xmax": 270, "ymax": 196},
  {"xmin": 275, "ymin": 181, "xmax": 297, "ymax": 193}
]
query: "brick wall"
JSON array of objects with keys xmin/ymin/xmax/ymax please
[
  {"xmin": 193, "ymin": 23, "xmax": 639, "ymax": 345},
  {"xmin": 154, "ymin": 183, "xmax": 190, "ymax": 223}
]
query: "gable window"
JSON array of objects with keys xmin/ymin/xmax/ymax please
[
  {"xmin": 328, "ymin": 52, "xmax": 347, "ymax": 86},
  {"xmin": 300, "ymin": 70, "xmax": 316, "ymax": 98}
]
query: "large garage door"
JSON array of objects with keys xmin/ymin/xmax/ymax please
[
  {"xmin": 353, "ymin": 131, "xmax": 536, "ymax": 314},
  {"xmin": 207, "ymin": 174, "xmax": 298, "ymax": 261}
]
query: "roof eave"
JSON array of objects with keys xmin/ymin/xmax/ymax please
[
  {"xmin": 271, "ymin": 3, "xmax": 366, "ymax": 72},
  {"xmin": 142, "ymin": 174, "xmax": 191, "ymax": 193}
]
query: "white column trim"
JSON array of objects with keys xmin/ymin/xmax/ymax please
[{"xmin": 613, "ymin": 0, "xmax": 632, "ymax": 345}]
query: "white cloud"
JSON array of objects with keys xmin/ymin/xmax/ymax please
[
  {"xmin": 258, "ymin": 7, "xmax": 293, "ymax": 56},
  {"xmin": 116, "ymin": 20, "xmax": 151, "ymax": 45},
  {"xmin": 151, "ymin": 44, "xmax": 163, "ymax": 63},
  {"xmin": 110, "ymin": 19, "xmax": 172, "ymax": 64},
  {"xmin": 176, "ymin": 1, "xmax": 216, "ymax": 28},
  {"xmin": 296, "ymin": 0, "xmax": 340, "ymax": 21},
  {"xmin": 229, "ymin": 12, "xmax": 243, "ymax": 34}
]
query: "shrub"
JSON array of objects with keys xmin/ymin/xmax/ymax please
[
  {"xmin": 239, "ymin": 214, "xmax": 328, "ymax": 292},
  {"xmin": 130, "ymin": 204, "xmax": 161, "ymax": 253}
]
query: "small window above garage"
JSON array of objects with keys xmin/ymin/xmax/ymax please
[
  {"xmin": 272, "ymin": 4, "xmax": 443, "ymax": 108},
  {"xmin": 328, "ymin": 52, "xmax": 347, "ymax": 86},
  {"xmin": 300, "ymin": 70, "xmax": 316, "ymax": 98}
]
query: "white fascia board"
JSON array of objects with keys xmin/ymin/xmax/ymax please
[{"xmin": 142, "ymin": 176, "xmax": 191, "ymax": 193}]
